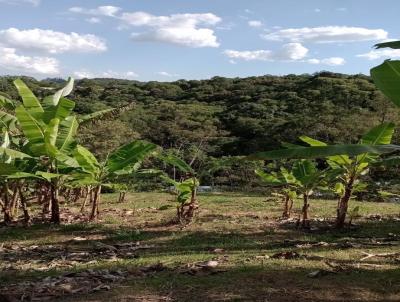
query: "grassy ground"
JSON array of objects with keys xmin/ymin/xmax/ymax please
[{"xmin": 0, "ymin": 192, "xmax": 399, "ymax": 301}]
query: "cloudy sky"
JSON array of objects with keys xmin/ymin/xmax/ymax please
[{"xmin": 0, "ymin": 0, "xmax": 399, "ymax": 80}]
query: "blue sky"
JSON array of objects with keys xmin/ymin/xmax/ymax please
[{"xmin": 0, "ymin": 0, "xmax": 399, "ymax": 81}]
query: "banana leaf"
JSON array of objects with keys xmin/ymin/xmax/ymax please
[
  {"xmin": 248, "ymin": 144, "xmax": 400, "ymax": 160},
  {"xmin": 106, "ymin": 140, "xmax": 157, "ymax": 174}
]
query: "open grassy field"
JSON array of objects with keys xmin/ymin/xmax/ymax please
[{"xmin": 1, "ymin": 192, "xmax": 399, "ymax": 302}]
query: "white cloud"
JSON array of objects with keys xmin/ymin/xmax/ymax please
[
  {"xmin": 86, "ymin": 17, "xmax": 101, "ymax": 24},
  {"xmin": 69, "ymin": 6, "xmax": 121, "ymax": 17},
  {"xmin": 69, "ymin": 7, "xmax": 222, "ymax": 47},
  {"xmin": 156, "ymin": 71, "xmax": 180, "ymax": 77},
  {"xmin": 131, "ymin": 28, "xmax": 219, "ymax": 48},
  {"xmin": 223, "ymin": 43, "xmax": 308, "ymax": 61},
  {"xmin": 74, "ymin": 70, "xmax": 138, "ymax": 79},
  {"xmin": 224, "ymin": 50, "xmax": 273, "ymax": 61},
  {"xmin": 262, "ymin": 26, "xmax": 388, "ymax": 43},
  {"xmin": 279, "ymin": 43, "xmax": 309, "ymax": 60},
  {"xmin": 224, "ymin": 44, "xmax": 345, "ymax": 66},
  {"xmin": 121, "ymin": 12, "xmax": 221, "ymax": 27},
  {"xmin": 307, "ymin": 58, "xmax": 320, "ymax": 64},
  {"xmin": 248, "ymin": 20, "xmax": 263, "ymax": 28},
  {"xmin": 322, "ymin": 57, "xmax": 346, "ymax": 65},
  {"xmin": 314, "ymin": 8, "xmax": 321, "ymax": 13},
  {"xmin": 308, "ymin": 57, "xmax": 346, "ymax": 66},
  {"xmin": 0, "ymin": 47, "xmax": 59, "ymax": 75},
  {"xmin": 0, "ymin": 0, "xmax": 40, "ymax": 6},
  {"xmin": 357, "ymin": 49, "xmax": 400, "ymax": 60},
  {"xmin": 73, "ymin": 70, "xmax": 95, "ymax": 79},
  {"xmin": 121, "ymin": 12, "xmax": 221, "ymax": 47},
  {"xmin": 100, "ymin": 70, "xmax": 138, "ymax": 78},
  {"xmin": 0, "ymin": 28, "xmax": 107, "ymax": 54},
  {"xmin": 336, "ymin": 7, "xmax": 347, "ymax": 12},
  {"xmin": 126, "ymin": 71, "xmax": 138, "ymax": 78}
]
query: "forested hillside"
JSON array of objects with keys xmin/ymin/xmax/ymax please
[{"xmin": 1, "ymin": 72, "xmax": 398, "ymax": 190}]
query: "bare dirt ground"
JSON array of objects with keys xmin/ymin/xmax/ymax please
[{"xmin": 0, "ymin": 192, "xmax": 399, "ymax": 301}]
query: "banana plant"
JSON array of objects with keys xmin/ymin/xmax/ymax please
[
  {"xmin": 258, "ymin": 159, "xmax": 339, "ymax": 227},
  {"xmin": 1, "ymin": 77, "xmax": 149, "ymax": 224},
  {"xmin": 70, "ymin": 140, "xmax": 157, "ymax": 221},
  {"xmin": 0, "ymin": 130, "xmax": 32, "ymax": 224},
  {"xmin": 164, "ymin": 175, "xmax": 200, "ymax": 223},
  {"xmin": 1, "ymin": 130, "xmax": 15, "ymax": 224},
  {"xmin": 0, "ymin": 129, "xmax": 62, "ymax": 225},
  {"xmin": 156, "ymin": 152, "xmax": 200, "ymax": 223},
  {"xmin": 301, "ymin": 123, "xmax": 394, "ymax": 227},
  {"xmin": 249, "ymin": 122, "xmax": 395, "ymax": 228},
  {"xmin": 11, "ymin": 78, "xmax": 79, "ymax": 223},
  {"xmin": 3, "ymin": 170, "xmax": 63, "ymax": 225},
  {"xmin": 291, "ymin": 159, "xmax": 336, "ymax": 228},
  {"xmin": 255, "ymin": 166, "xmax": 297, "ymax": 219}
]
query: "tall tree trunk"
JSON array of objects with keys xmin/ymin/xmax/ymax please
[
  {"xmin": 89, "ymin": 185, "xmax": 101, "ymax": 221},
  {"xmin": 301, "ymin": 193, "xmax": 310, "ymax": 228},
  {"xmin": 50, "ymin": 180, "xmax": 60, "ymax": 224},
  {"xmin": 3, "ymin": 182, "xmax": 12, "ymax": 224},
  {"xmin": 335, "ymin": 176, "xmax": 355, "ymax": 229}
]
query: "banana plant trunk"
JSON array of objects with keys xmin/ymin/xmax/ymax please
[
  {"xmin": 18, "ymin": 186, "xmax": 31, "ymax": 226},
  {"xmin": 336, "ymin": 176, "xmax": 355, "ymax": 228},
  {"xmin": 3, "ymin": 182, "xmax": 12, "ymax": 224},
  {"xmin": 10, "ymin": 184, "xmax": 19, "ymax": 218},
  {"xmin": 187, "ymin": 186, "xmax": 198, "ymax": 219},
  {"xmin": 177, "ymin": 184, "xmax": 198, "ymax": 223},
  {"xmin": 118, "ymin": 192, "xmax": 126, "ymax": 203},
  {"xmin": 301, "ymin": 193, "xmax": 310, "ymax": 228},
  {"xmin": 50, "ymin": 180, "xmax": 60, "ymax": 224},
  {"xmin": 282, "ymin": 195, "xmax": 293, "ymax": 219},
  {"xmin": 80, "ymin": 186, "xmax": 91, "ymax": 213},
  {"xmin": 41, "ymin": 185, "xmax": 51, "ymax": 218},
  {"xmin": 89, "ymin": 185, "xmax": 101, "ymax": 221}
]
